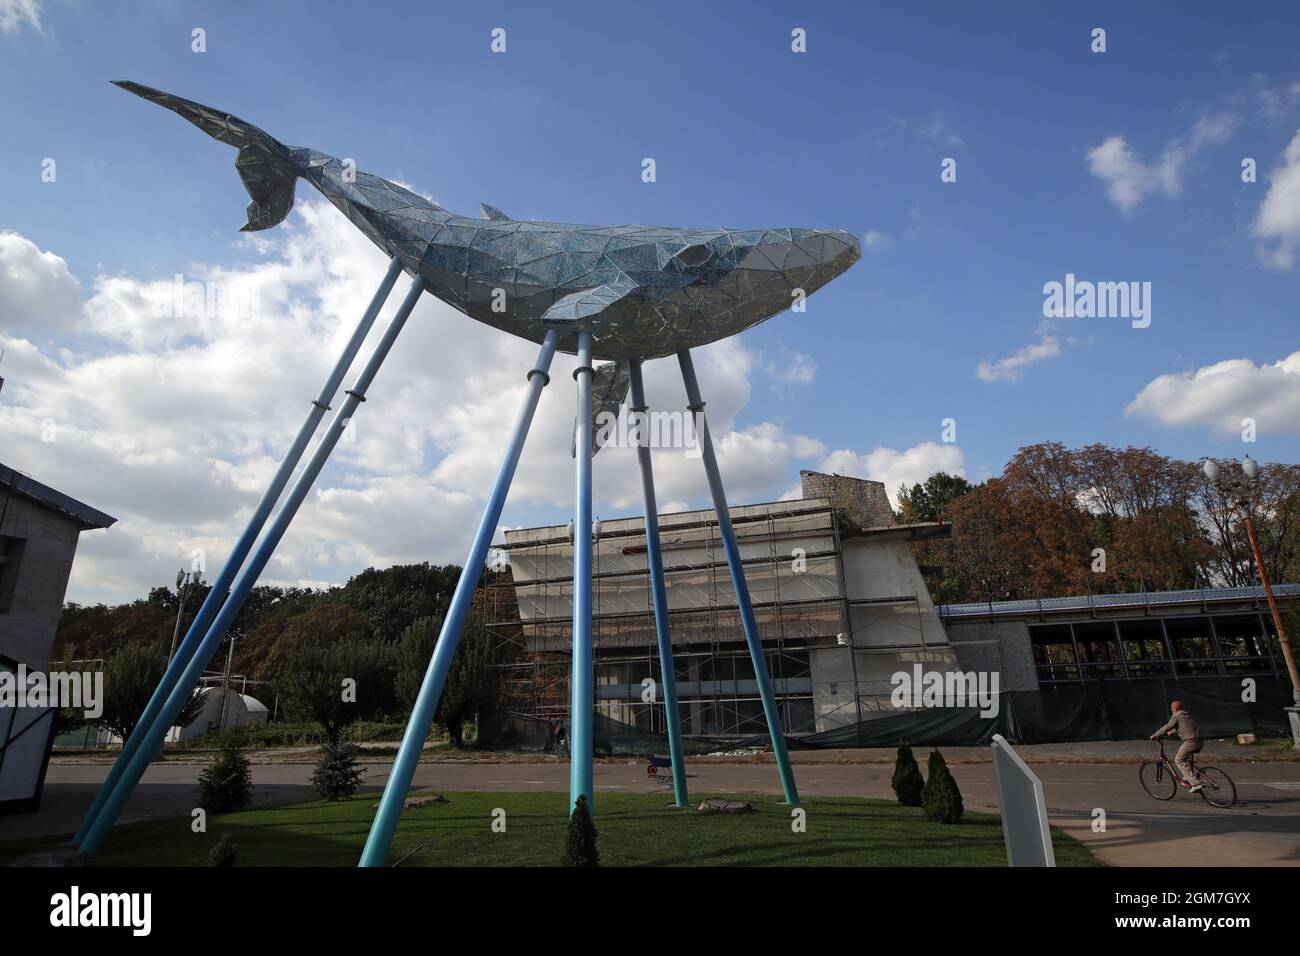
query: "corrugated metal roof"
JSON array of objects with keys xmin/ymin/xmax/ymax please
[
  {"xmin": 940, "ymin": 584, "xmax": 1300, "ymax": 619},
  {"xmin": 0, "ymin": 461, "xmax": 116, "ymax": 530}
]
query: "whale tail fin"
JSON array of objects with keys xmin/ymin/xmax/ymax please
[{"xmin": 112, "ymin": 80, "xmax": 298, "ymax": 232}]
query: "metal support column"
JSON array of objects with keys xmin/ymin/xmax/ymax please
[
  {"xmin": 569, "ymin": 331, "xmax": 595, "ymax": 814},
  {"xmin": 359, "ymin": 329, "xmax": 560, "ymax": 866},
  {"xmin": 627, "ymin": 357, "xmax": 688, "ymax": 806},
  {"xmin": 73, "ymin": 256, "xmax": 404, "ymax": 848},
  {"xmin": 677, "ymin": 349, "xmax": 799, "ymax": 805},
  {"xmin": 79, "ymin": 274, "xmax": 427, "ymax": 858}
]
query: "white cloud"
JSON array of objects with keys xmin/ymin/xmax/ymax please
[
  {"xmin": 0, "ymin": 232, "xmax": 83, "ymax": 336},
  {"xmin": 1, "ymin": 204, "xmax": 842, "ymax": 603},
  {"xmin": 1087, "ymin": 113, "xmax": 1236, "ymax": 213},
  {"xmin": 976, "ymin": 336, "xmax": 1061, "ymax": 383},
  {"xmin": 1254, "ymin": 129, "xmax": 1300, "ymax": 269},
  {"xmin": 1126, "ymin": 350, "xmax": 1300, "ymax": 434},
  {"xmin": 808, "ymin": 442, "xmax": 966, "ymax": 508},
  {"xmin": 862, "ymin": 229, "xmax": 890, "ymax": 252},
  {"xmin": 0, "ymin": 0, "xmax": 40, "ymax": 34}
]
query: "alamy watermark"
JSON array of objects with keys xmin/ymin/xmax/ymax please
[
  {"xmin": 595, "ymin": 408, "xmax": 702, "ymax": 458},
  {"xmin": 1042, "ymin": 273, "xmax": 1151, "ymax": 329},
  {"xmin": 0, "ymin": 665, "xmax": 102, "ymax": 719},
  {"xmin": 890, "ymin": 665, "xmax": 1000, "ymax": 718}
]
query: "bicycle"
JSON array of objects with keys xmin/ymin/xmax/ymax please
[{"xmin": 1138, "ymin": 738, "xmax": 1236, "ymax": 808}]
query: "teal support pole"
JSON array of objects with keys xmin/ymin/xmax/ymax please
[
  {"xmin": 677, "ymin": 349, "xmax": 800, "ymax": 805},
  {"xmin": 79, "ymin": 275, "xmax": 427, "ymax": 858},
  {"xmin": 569, "ymin": 330, "xmax": 594, "ymax": 814},
  {"xmin": 627, "ymin": 358, "xmax": 688, "ymax": 807},
  {"xmin": 358, "ymin": 329, "xmax": 560, "ymax": 866},
  {"xmin": 72, "ymin": 256, "xmax": 404, "ymax": 849}
]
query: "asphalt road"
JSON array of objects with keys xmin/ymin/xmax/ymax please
[{"xmin": 6, "ymin": 756, "xmax": 1299, "ymax": 866}]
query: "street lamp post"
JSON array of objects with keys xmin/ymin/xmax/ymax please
[
  {"xmin": 1203, "ymin": 457, "xmax": 1300, "ymax": 742},
  {"xmin": 167, "ymin": 569, "xmax": 203, "ymax": 665}
]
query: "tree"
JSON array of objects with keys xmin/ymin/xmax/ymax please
[
  {"xmin": 93, "ymin": 641, "xmax": 206, "ymax": 742},
  {"xmin": 197, "ymin": 731, "xmax": 253, "ymax": 813},
  {"xmin": 338, "ymin": 563, "xmax": 463, "ymax": 643},
  {"xmin": 562, "ymin": 795, "xmax": 599, "ymax": 867},
  {"xmin": 273, "ymin": 638, "xmax": 395, "ymax": 745},
  {"xmin": 890, "ymin": 742, "xmax": 924, "ymax": 806},
  {"xmin": 897, "ymin": 473, "xmax": 972, "ymax": 523},
  {"xmin": 207, "ymin": 833, "xmax": 239, "ymax": 867},
  {"xmin": 921, "ymin": 749, "xmax": 963, "ymax": 824},
  {"xmin": 311, "ymin": 741, "xmax": 366, "ymax": 800},
  {"xmin": 396, "ymin": 610, "xmax": 502, "ymax": 748}
]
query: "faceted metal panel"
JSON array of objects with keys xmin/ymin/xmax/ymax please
[{"xmin": 115, "ymin": 81, "xmax": 861, "ymax": 363}]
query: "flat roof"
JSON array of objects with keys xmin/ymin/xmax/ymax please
[
  {"xmin": 0, "ymin": 461, "xmax": 116, "ymax": 530},
  {"xmin": 941, "ymin": 584, "xmax": 1300, "ymax": 620}
]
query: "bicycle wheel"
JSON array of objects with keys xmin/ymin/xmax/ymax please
[
  {"xmin": 1196, "ymin": 766, "xmax": 1236, "ymax": 808},
  {"xmin": 1139, "ymin": 760, "xmax": 1176, "ymax": 800}
]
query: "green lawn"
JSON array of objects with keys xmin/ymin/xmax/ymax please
[{"xmin": 1, "ymin": 791, "xmax": 1100, "ymax": 867}]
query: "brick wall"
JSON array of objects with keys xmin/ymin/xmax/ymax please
[
  {"xmin": 945, "ymin": 619, "xmax": 1040, "ymax": 692},
  {"xmin": 799, "ymin": 470, "xmax": 894, "ymax": 530}
]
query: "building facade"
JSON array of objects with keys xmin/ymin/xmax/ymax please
[
  {"xmin": 0, "ymin": 463, "xmax": 115, "ymax": 811},
  {"xmin": 494, "ymin": 471, "xmax": 963, "ymax": 738}
]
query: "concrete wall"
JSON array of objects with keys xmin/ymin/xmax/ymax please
[{"xmin": 0, "ymin": 496, "xmax": 81, "ymax": 668}]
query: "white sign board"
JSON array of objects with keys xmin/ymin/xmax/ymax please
[{"xmin": 991, "ymin": 733, "xmax": 1055, "ymax": 867}]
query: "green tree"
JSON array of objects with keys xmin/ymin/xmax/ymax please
[
  {"xmin": 338, "ymin": 563, "xmax": 463, "ymax": 643},
  {"xmin": 890, "ymin": 742, "xmax": 924, "ymax": 806},
  {"xmin": 395, "ymin": 610, "xmax": 502, "ymax": 748},
  {"xmin": 197, "ymin": 730, "xmax": 253, "ymax": 813},
  {"xmin": 93, "ymin": 641, "xmax": 205, "ymax": 742},
  {"xmin": 562, "ymin": 795, "xmax": 599, "ymax": 867},
  {"xmin": 897, "ymin": 472, "xmax": 972, "ymax": 523},
  {"xmin": 921, "ymin": 749, "xmax": 964, "ymax": 824},
  {"xmin": 274, "ymin": 638, "xmax": 395, "ymax": 745},
  {"xmin": 311, "ymin": 741, "xmax": 366, "ymax": 800}
]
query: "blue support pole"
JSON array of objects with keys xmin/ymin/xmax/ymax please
[
  {"xmin": 358, "ymin": 329, "xmax": 560, "ymax": 866},
  {"xmin": 79, "ymin": 275, "xmax": 427, "ymax": 858},
  {"xmin": 72, "ymin": 256, "xmax": 404, "ymax": 849},
  {"xmin": 677, "ymin": 349, "xmax": 800, "ymax": 805},
  {"xmin": 569, "ymin": 330, "xmax": 595, "ymax": 814},
  {"xmin": 627, "ymin": 358, "xmax": 689, "ymax": 807}
]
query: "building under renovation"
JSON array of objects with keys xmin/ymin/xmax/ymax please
[
  {"xmin": 486, "ymin": 470, "xmax": 1298, "ymax": 748},
  {"xmin": 490, "ymin": 471, "xmax": 961, "ymax": 739}
]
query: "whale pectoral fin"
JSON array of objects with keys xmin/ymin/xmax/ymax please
[
  {"xmin": 542, "ymin": 278, "xmax": 640, "ymax": 324},
  {"xmin": 572, "ymin": 360, "xmax": 631, "ymax": 458},
  {"xmin": 479, "ymin": 203, "xmax": 510, "ymax": 221}
]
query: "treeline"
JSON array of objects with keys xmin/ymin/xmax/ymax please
[
  {"xmin": 897, "ymin": 442, "xmax": 1300, "ymax": 604},
  {"xmin": 56, "ymin": 562, "xmax": 520, "ymax": 746}
]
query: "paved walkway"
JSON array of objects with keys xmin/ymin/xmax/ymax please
[{"xmin": 8, "ymin": 752, "xmax": 1300, "ymax": 865}]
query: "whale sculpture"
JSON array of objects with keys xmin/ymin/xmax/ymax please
[{"xmin": 76, "ymin": 81, "xmax": 861, "ymax": 866}]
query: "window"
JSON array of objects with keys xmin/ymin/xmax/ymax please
[
  {"xmin": 1030, "ymin": 624, "xmax": 1078, "ymax": 682},
  {"xmin": 1165, "ymin": 617, "xmax": 1215, "ymax": 663},
  {"xmin": 0, "ymin": 536, "xmax": 25, "ymax": 614}
]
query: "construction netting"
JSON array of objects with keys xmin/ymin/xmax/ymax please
[{"xmin": 482, "ymin": 676, "xmax": 1295, "ymax": 754}]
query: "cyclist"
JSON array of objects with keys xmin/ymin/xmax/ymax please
[{"xmin": 1150, "ymin": 700, "xmax": 1202, "ymax": 792}]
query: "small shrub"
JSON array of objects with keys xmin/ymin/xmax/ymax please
[
  {"xmin": 312, "ymin": 741, "xmax": 366, "ymax": 801},
  {"xmin": 562, "ymin": 795, "xmax": 599, "ymax": 867},
  {"xmin": 890, "ymin": 742, "xmax": 925, "ymax": 806},
  {"xmin": 207, "ymin": 834, "xmax": 238, "ymax": 867},
  {"xmin": 922, "ymin": 749, "xmax": 964, "ymax": 824},
  {"xmin": 196, "ymin": 730, "xmax": 252, "ymax": 813}
]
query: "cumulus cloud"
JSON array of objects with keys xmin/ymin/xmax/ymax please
[
  {"xmin": 0, "ymin": 0, "xmax": 40, "ymax": 34},
  {"xmin": 801, "ymin": 442, "xmax": 966, "ymax": 508},
  {"xmin": 1254, "ymin": 129, "xmax": 1300, "ymax": 268},
  {"xmin": 0, "ymin": 203, "xmax": 848, "ymax": 603},
  {"xmin": 1126, "ymin": 350, "xmax": 1300, "ymax": 434},
  {"xmin": 1087, "ymin": 113, "xmax": 1237, "ymax": 213},
  {"xmin": 976, "ymin": 336, "xmax": 1061, "ymax": 383},
  {"xmin": 0, "ymin": 232, "xmax": 83, "ymax": 336}
]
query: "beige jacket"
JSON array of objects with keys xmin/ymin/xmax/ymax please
[{"xmin": 1156, "ymin": 710, "xmax": 1201, "ymax": 742}]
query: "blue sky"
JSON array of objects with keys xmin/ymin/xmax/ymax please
[{"xmin": 2, "ymin": 1, "xmax": 1299, "ymax": 603}]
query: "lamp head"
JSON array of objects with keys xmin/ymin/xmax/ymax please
[
  {"xmin": 1202, "ymin": 459, "xmax": 1221, "ymax": 482},
  {"xmin": 1242, "ymin": 456, "xmax": 1260, "ymax": 480}
]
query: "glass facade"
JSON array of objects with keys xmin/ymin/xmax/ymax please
[{"xmin": 1030, "ymin": 612, "xmax": 1282, "ymax": 684}]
